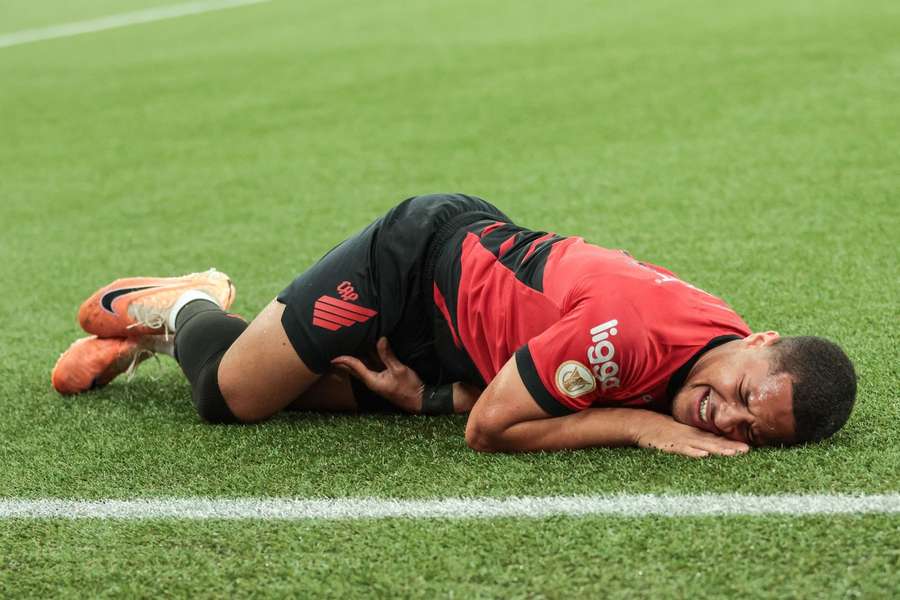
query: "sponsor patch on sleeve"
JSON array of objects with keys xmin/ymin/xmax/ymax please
[{"xmin": 554, "ymin": 361, "xmax": 596, "ymax": 398}]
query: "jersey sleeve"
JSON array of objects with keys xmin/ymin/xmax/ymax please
[{"xmin": 515, "ymin": 300, "xmax": 642, "ymax": 416}]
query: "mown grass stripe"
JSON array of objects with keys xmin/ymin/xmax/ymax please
[
  {"xmin": 2, "ymin": 494, "xmax": 899, "ymax": 520},
  {"xmin": 0, "ymin": 0, "xmax": 270, "ymax": 49}
]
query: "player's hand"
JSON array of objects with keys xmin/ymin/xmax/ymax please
[
  {"xmin": 331, "ymin": 337, "xmax": 425, "ymax": 413},
  {"xmin": 633, "ymin": 412, "xmax": 750, "ymax": 458}
]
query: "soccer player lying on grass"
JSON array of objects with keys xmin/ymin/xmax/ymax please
[{"xmin": 52, "ymin": 194, "xmax": 857, "ymax": 457}]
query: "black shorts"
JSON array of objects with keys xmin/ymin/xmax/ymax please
[{"xmin": 277, "ymin": 193, "xmax": 508, "ymax": 385}]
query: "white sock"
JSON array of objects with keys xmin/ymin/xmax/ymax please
[{"xmin": 167, "ymin": 290, "xmax": 220, "ymax": 332}]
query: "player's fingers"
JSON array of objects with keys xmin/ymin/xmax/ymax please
[
  {"xmin": 332, "ymin": 363, "xmax": 353, "ymax": 377},
  {"xmin": 658, "ymin": 444, "xmax": 708, "ymax": 458},
  {"xmin": 693, "ymin": 440, "xmax": 749, "ymax": 456},
  {"xmin": 376, "ymin": 337, "xmax": 403, "ymax": 371},
  {"xmin": 730, "ymin": 442, "xmax": 750, "ymax": 454},
  {"xmin": 688, "ymin": 430, "xmax": 750, "ymax": 453},
  {"xmin": 714, "ymin": 439, "xmax": 750, "ymax": 453},
  {"xmin": 703, "ymin": 446, "xmax": 739, "ymax": 456},
  {"xmin": 683, "ymin": 447, "xmax": 710, "ymax": 458},
  {"xmin": 331, "ymin": 356, "xmax": 378, "ymax": 386}
]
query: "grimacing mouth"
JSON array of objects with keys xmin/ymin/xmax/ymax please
[{"xmin": 694, "ymin": 385, "xmax": 723, "ymax": 436}]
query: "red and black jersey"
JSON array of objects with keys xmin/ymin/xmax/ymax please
[{"xmin": 431, "ymin": 219, "xmax": 751, "ymax": 415}]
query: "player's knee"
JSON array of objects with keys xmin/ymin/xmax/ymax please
[
  {"xmin": 214, "ymin": 370, "xmax": 251, "ymax": 423},
  {"xmin": 215, "ymin": 363, "xmax": 271, "ymax": 423},
  {"xmin": 191, "ymin": 355, "xmax": 242, "ymax": 424}
]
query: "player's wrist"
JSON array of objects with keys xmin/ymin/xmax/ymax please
[
  {"xmin": 420, "ymin": 384, "xmax": 454, "ymax": 415},
  {"xmin": 625, "ymin": 409, "xmax": 670, "ymax": 447},
  {"xmin": 451, "ymin": 382, "xmax": 479, "ymax": 413}
]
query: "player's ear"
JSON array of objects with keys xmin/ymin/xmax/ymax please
[{"xmin": 744, "ymin": 331, "xmax": 780, "ymax": 347}]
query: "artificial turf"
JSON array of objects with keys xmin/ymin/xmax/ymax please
[
  {"xmin": 3, "ymin": 516, "xmax": 899, "ymax": 598},
  {"xmin": 1, "ymin": 0, "xmax": 898, "ymax": 596}
]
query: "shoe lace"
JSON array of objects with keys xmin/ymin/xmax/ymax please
[
  {"xmin": 124, "ymin": 349, "xmax": 159, "ymax": 382},
  {"xmin": 126, "ymin": 305, "xmax": 173, "ymax": 340}
]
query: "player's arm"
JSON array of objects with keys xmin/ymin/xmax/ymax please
[{"xmin": 465, "ymin": 355, "xmax": 750, "ymax": 457}]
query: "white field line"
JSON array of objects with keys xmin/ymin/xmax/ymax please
[
  {"xmin": 1, "ymin": 494, "xmax": 899, "ymax": 520},
  {"xmin": 0, "ymin": 0, "xmax": 270, "ymax": 50}
]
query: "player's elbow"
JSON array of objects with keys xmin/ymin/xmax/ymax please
[
  {"xmin": 464, "ymin": 408, "xmax": 507, "ymax": 453},
  {"xmin": 465, "ymin": 422, "xmax": 495, "ymax": 452}
]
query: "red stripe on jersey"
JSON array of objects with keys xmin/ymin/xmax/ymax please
[
  {"xmin": 433, "ymin": 283, "xmax": 461, "ymax": 348},
  {"xmin": 498, "ymin": 233, "xmax": 517, "ymax": 257},
  {"xmin": 521, "ymin": 232, "xmax": 554, "ymax": 264},
  {"xmin": 314, "ymin": 301, "xmax": 371, "ymax": 323},
  {"xmin": 317, "ymin": 295, "xmax": 377, "ymax": 317},
  {"xmin": 454, "ymin": 232, "xmax": 562, "ymax": 383},
  {"xmin": 313, "ymin": 308, "xmax": 355, "ymax": 327},
  {"xmin": 312, "ymin": 317, "xmax": 342, "ymax": 331},
  {"xmin": 479, "ymin": 222, "xmax": 505, "ymax": 238}
]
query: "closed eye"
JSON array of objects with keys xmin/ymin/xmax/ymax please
[{"xmin": 740, "ymin": 378, "xmax": 756, "ymax": 445}]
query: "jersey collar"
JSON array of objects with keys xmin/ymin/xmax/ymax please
[{"xmin": 666, "ymin": 335, "xmax": 742, "ymax": 400}]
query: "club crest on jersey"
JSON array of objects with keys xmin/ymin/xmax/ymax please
[
  {"xmin": 555, "ymin": 361, "xmax": 596, "ymax": 398},
  {"xmin": 587, "ymin": 319, "xmax": 621, "ymax": 392}
]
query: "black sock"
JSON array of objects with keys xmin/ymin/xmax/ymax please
[{"xmin": 174, "ymin": 300, "xmax": 247, "ymax": 423}]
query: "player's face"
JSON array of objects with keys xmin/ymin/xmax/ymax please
[{"xmin": 671, "ymin": 332, "xmax": 796, "ymax": 447}]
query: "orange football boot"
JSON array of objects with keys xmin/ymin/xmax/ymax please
[
  {"xmin": 78, "ymin": 269, "xmax": 235, "ymax": 338},
  {"xmin": 51, "ymin": 336, "xmax": 156, "ymax": 395}
]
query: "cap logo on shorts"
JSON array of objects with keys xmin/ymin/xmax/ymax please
[
  {"xmin": 336, "ymin": 281, "xmax": 359, "ymax": 302},
  {"xmin": 555, "ymin": 361, "xmax": 596, "ymax": 398}
]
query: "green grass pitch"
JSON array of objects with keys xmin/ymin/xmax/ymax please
[{"xmin": 1, "ymin": 0, "xmax": 898, "ymax": 597}]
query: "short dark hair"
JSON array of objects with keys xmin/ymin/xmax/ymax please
[{"xmin": 768, "ymin": 336, "xmax": 857, "ymax": 444}]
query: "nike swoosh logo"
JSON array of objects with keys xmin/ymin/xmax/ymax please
[{"xmin": 100, "ymin": 286, "xmax": 159, "ymax": 313}]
